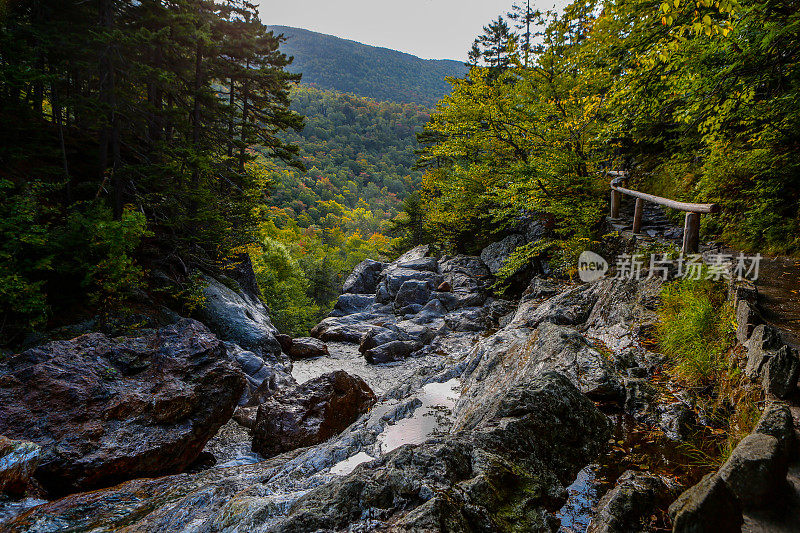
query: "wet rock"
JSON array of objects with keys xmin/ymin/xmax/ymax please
[
  {"xmin": 480, "ymin": 234, "xmax": 526, "ymax": 275},
  {"xmin": 433, "ymin": 289, "xmax": 487, "ymax": 311},
  {"xmin": 391, "ymin": 244, "xmax": 431, "ymax": 265},
  {"xmin": 624, "ymin": 377, "xmax": 658, "ymax": 420},
  {"xmin": 525, "ymin": 323, "xmax": 622, "ymax": 399},
  {"xmin": 510, "ymin": 282, "xmax": 600, "ymax": 329},
  {"xmin": 718, "ymin": 433, "xmax": 787, "ymax": 508},
  {"xmin": 397, "ymin": 256, "xmax": 439, "ymax": 272},
  {"xmin": 276, "ymin": 373, "xmax": 609, "ymax": 532},
  {"xmin": 251, "ymin": 371, "xmax": 376, "ymax": 458},
  {"xmin": 2, "ymin": 449, "xmax": 308, "ymax": 533},
  {"xmin": 743, "ymin": 324, "xmax": 781, "ymax": 380},
  {"xmin": 375, "ymin": 281, "xmax": 392, "ymax": 304},
  {"xmin": 232, "ymin": 406, "xmax": 258, "ymax": 429},
  {"xmin": 385, "ymin": 268, "xmax": 443, "ymax": 295},
  {"xmin": 288, "ymin": 337, "xmax": 329, "ymax": 360},
  {"xmin": 586, "ymin": 276, "xmax": 663, "ymax": 330},
  {"xmin": 364, "ymin": 340, "xmax": 420, "ymax": 364},
  {"xmin": 444, "ymin": 306, "xmax": 491, "ymax": 332},
  {"xmin": 200, "ymin": 275, "xmax": 283, "ymax": 359},
  {"xmin": 0, "ymin": 319, "xmax": 246, "ymax": 495},
  {"xmin": 669, "ymin": 473, "xmax": 743, "ymax": 533},
  {"xmin": 736, "ymin": 300, "xmax": 758, "ymax": 344},
  {"xmin": 394, "ymin": 279, "xmax": 433, "ymax": 308},
  {"xmin": 587, "ymin": 470, "xmax": 679, "ymax": 533},
  {"xmin": 331, "ymin": 293, "xmax": 376, "ymax": 316},
  {"xmin": 342, "ymin": 259, "xmax": 386, "ymax": 294},
  {"xmin": 484, "ymin": 297, "xmax": 516, "ymax": 322},
  {"xmin": 225, "ymin": 342, "xmax": 293, "ymax": 405},
  {"xmin": 761, "ymin": 345, "xmax": 800, "ymax": 398},
  {"xmin": 359, "ymin": 326, "xmax": 403, "ymax": 353},
  {"xmin": 522, "ymin": 277, "xmax": 560, "ymax": 300},
  {"xmin": 437, "ymin": 280, "xmax": 452, "ymax": 292},
  {"xmin": 754, "ymin": 402, "xmax": 795, "ymax": 458},
  {"xmin": 396, "ymin": 317, "xmax": 448, "ymax": 344},
  {"xmin": 439, "ymin": 255, "xmax": 491, "ymax": 280},
  {"xmin": 657, "ymin": 402, "xmax": 697, "ymax": 441},
  {"xmin": 0, "ymin": 437, "xmax": 41, "ymax": 498},
  {"xmin": 275, "ymin": 333, "xmax": 293, "ymax": 353},
  {"xmin": 311, "ymin": 313, "xmax": 389, "ymax": 343},
  {"xmin": 414, "ymin": 299, "xmax": 446, "ymax": 323}
]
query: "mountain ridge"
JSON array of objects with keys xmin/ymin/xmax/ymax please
[{"xmin": 267, "ymin": 25, "xmax": 468, "ymax": 107}]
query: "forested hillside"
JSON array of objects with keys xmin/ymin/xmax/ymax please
[
  {"xmin": 266, "ymin": 25, "xmax": 468, "ymax": 106},
  {"xmin": 250, "ymin": 86, "xmax": 429, "ymax": 335}
]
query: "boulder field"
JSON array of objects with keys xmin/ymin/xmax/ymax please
[{"xmin": 3, "ymin": 238, "xmax": 795, "ymax": 531}]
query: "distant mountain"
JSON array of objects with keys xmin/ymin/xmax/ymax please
[{"xmin": 267, "ymin": 25, "xmax": 468, "ymax": 107}]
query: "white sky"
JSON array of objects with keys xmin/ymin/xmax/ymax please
[{"xmin": 256, "ymin": 0, "xmax": 569, "ymax": 61}]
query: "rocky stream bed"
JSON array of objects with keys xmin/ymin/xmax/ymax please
[{"xmin": 1, "ymin": 228, "xmax": 799, "ymax": 532}]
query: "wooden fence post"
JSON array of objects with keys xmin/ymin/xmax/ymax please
[
  {"xmin": 682, "ymin": 212, "xmax": 700, "ymax": 254},
  {"xmin": 632, "ymin": 198, "xmax": 644, "ymax": 234},
  {"xmin": 610, "ymin": 190, "xmax": 621, "ymax": 219}
]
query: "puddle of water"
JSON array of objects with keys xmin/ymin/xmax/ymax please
[
  {"xmin": 330, "ymin": 451, "xmax": 374, "ymax": 476},
  {"xmin": 556, "ymin": 409, "xmax": 711, "ymax": 531},
  {"xmin": 558, "ymin": 465, "xmax": 602, "ymax": 533},
  {"xmin": 376, "ymin": 378, "xmax": 460, "ymax": 454}
]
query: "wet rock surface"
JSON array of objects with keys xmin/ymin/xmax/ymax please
[
  {"xmin": 251, "ymin": 370, "xmax": 377, "ymax": 458},
  {"xmin": 7, "ymin": 237, "xmax": 797, "ymax": 532},
  {"xmin": 0, "ymin": 437, "xmax": 41, "ymax": 498},
  {"xmin": 587, "ymin": 470, "xmax": 679, "ymax": 533},
  {"xmin": 286, "ymin": 337, "xmax": 329, "ymax": 360},
  {"xmin": 0, "ymin": 319, "xmax": 246, "ymax": 496},
  {"xmin": 200, "ymin": 275, "xmax": 284, "ymax": 361},
  {"xmin": 311, "ymin": 246, "xmax": 499, "ymax": 364}
]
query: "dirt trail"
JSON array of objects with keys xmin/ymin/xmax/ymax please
[{"xmin": 756, "ymin": 257, "xmax": 800, "ymax": 349}]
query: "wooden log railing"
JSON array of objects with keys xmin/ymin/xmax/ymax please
[{"xmin": 608, "ymin": 172, "xmax": 720, "ymax": 254}]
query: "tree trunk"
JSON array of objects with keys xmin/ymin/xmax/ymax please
[{"xmin": 98, "ymin": 0, "xmax": 122, "ymax": 219}]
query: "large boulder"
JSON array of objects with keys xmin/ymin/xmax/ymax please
[
  {"xmin": 0, "ymin": 437, "xmax": 41, "ymax": 498},
  {"xmin": 744, "ymin": 324, "xmax": 782, "ymax": 380},
  {"xmin": 200, "ymin": 275, "xmax": 282, "ymax": 360},
  {"xmin": 331, "ymin": 293, "xmax": 376, "ymax": 316},
  {"xmin": 0, "ymin": 319, "xmax": 245, "ymax": 496},
  {"xmin": 510, "ymin": 282, "xmax": 601, "ymax": 329},
  {"xmin": 342, "ymin": 259, "xmax": 386, "ymax": 294},
  {"xmin": 394, "ymin": 279, "xmax": 433, "ymax": 309},
  {"xmin": 480, "ymin": 234, "xmax": 526, "ymax": 276},
  {"xmin": 311, "ymin": 312, "xmax": 390, "ymax": 343},
  {"xmin": 224, "ymin": 342, "xmax": 294, "ymax": 406},
  {"xmin": 363, "ymin": 340, "xmax": 420, "ymax": 364},
  {"xmin": 385, "ymin": 268, "xmax": 443, "ymax": 295},
  {"xmin": 288, "ymin": 337, "xmax": 329, "ymax": 360},
  {"xmin": 717, "ymin": 433, "xmax": 788, "ymax": 508},
  {"xmin": 251, "ymin": 371, "xmax": 376, "ymax": 458},
  {"xmin": 669, "ymin": 473, "xmax": 743, "ymax": 533}
]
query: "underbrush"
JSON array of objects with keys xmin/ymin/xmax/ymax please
[
  {"xmin": 656, "ymin": 273, "xmax": 763, "ymax": 467},
  {"xmin": 657, "ymin": 274, "xmax": 734, "ymax": 386}
]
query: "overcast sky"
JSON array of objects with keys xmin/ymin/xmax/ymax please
[{"xmin": 256, "ymin": 0, "xmax": 568, "ymax": 61}]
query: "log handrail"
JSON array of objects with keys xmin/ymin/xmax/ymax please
[
  {"xmin": 607, "ymin": 172, "xmax": 720, "ymax": 253},
  {"xmin": 610, "ymin": 177, "xmax": 720, "ymax": 214}
]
